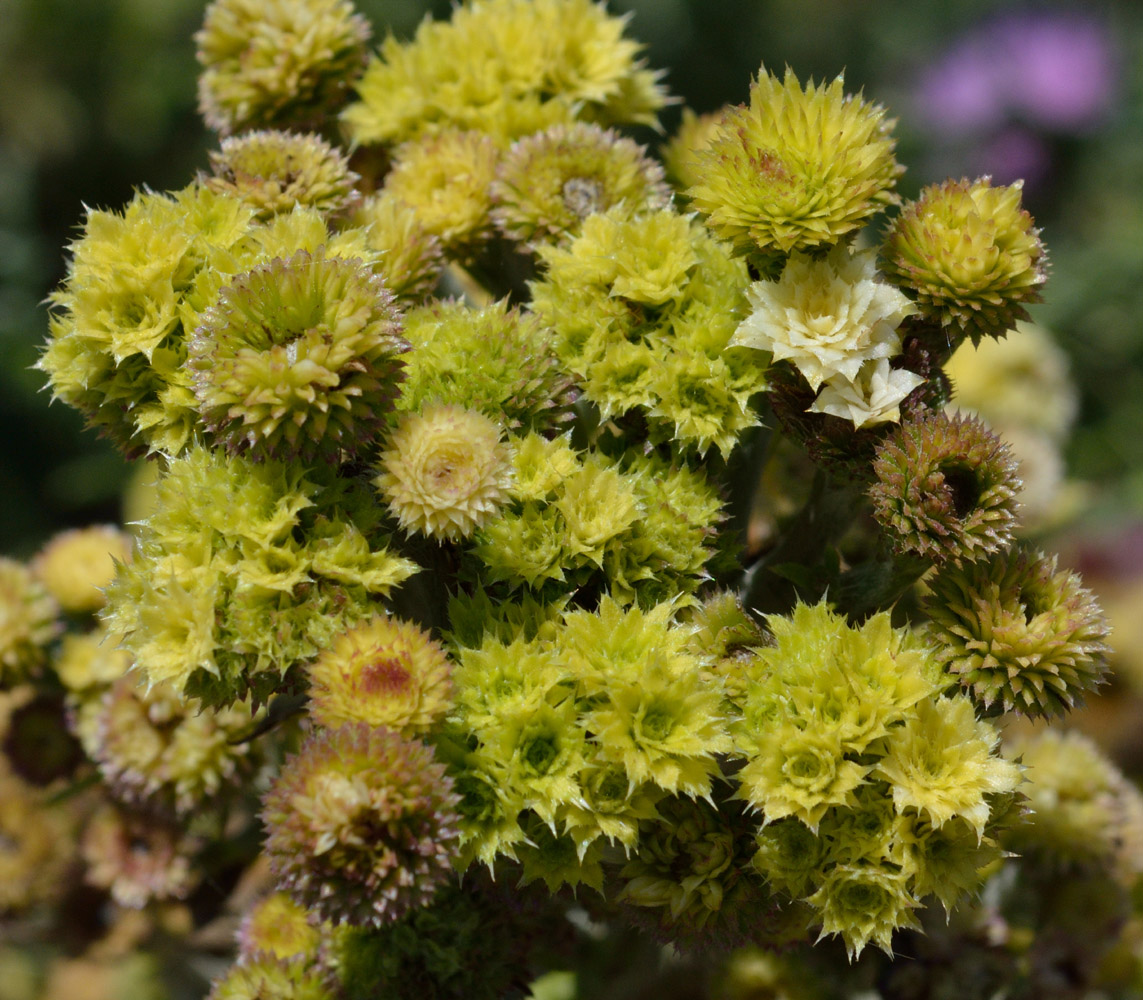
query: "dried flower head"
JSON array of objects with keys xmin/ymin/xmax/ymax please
[
  {"xmin": 196, "ymin": 0, "xmax": 371, "ymax": 135},
  {"xmin": 0, "ymin": 557, "xmax": 60, "ymax": 682},
  {"xmin": 237, "ymin": 893, "xmax": 324, "ymax": 963},
  {"xmin": 342, "ymin": 0, "xmax": 667, "ymax": 147},
  {"xmin": 351, "ymin": 194, "xmax": 444, "ymax": 302},
  {"xmin": 869, "ymin": 410, "xmax": 1022, "ymax": 563},
  {"xmin": 262, "ymin": 723, "xmax": 461, "ymax": 926},
  {"xmin": 375, "ymin": 404, "xmax": 513, "ymax": 541},
  {"xmin": 688, "ymin": 66, "xmax": 901, "ymax": 260},
  {"xmin": 87, "ymin": 674, "xmax": 259, "ymax": 816},
  {"xmin": 308, "ymin": 615, "xmax": 452, "ymax": 735},
  {"xmin": 492, "ymin": 122, "xmax": 670, "ymax": 246},
  {"xmin": 32, "ymin": 525, "xmax": 133, "ymax": 616},
  {"xmin": 206, "ymin": 130, "xmax": 360, "ymax": 219},
  {"xmin": 925, "ymin": 547, "xmax": 1111, "ymax": 717},
  {"xmin": 81, "ymin": 803, "xmax": 199, "ymax": 908},
  {"xmin": 881, "ymin": 177, "xmax": 1047, "ymax": 344},
  {"xmin": 382, "ymin": 131, "xmax": 500, "ymax": 255},
  {"xmin": 189, "ymin": 250, "xmax": 409, "ymax": 464},
  {"xmin": 731, "ymin": 245, "xmax": 916, "ymax": 392}
]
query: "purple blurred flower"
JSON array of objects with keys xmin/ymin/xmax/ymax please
[{"xmin": 917, "ymin": 10, "xmax": 1119, "ymax": 136}]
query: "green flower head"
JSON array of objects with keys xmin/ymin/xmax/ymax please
[
  {"xmin": 492, "ymin": 121, "xmax": 670, "ymax": 247},
  {"xmin": 196, "ymin": 0, "xmax": 371, "ymax": 135},
  {"xmin": 205, "ymin": 130, "xmax": 361, "ymax": 220},
  {"xmin": 925, "ymin": 547, "xmax": 1111, "ymax": 717},
  {"xmin": 869, "ymin": 410, "xmax": 1022, "ymax": 564},
  {"xmin": 190, "ymin": 250, "xmax": 409, "ymax": 464},
  {"xmin": 688, "ymin": 66, "xmax": 902, "ymax": 262},
  {"xmin": 881, "ymin": 177, "xmax": 1048, "ymax": 344},
  {"xmin": 262, "ymin": 723, "xmax": 461, "ymax": 926},
  {"xmin": 806, "ymin": 863, "xmax": 920, "ymax": 959}
]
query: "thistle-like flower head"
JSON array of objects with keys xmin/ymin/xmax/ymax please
[
  {"xmin": 925, "ymin": 547, "xmax": 1111, "ymax": 717},
  {"xmin": 806, "ymin": 863, "xmax": 920, "ymax": 959},
  {"xmin": 375, "ymin": 404, "xmax": 514, "ymax": 541},
  {"xmin": 492, "ymin": 122, "xmax": 670, "ymax": 246},
  {"xmin": 205, "ymin": 130, "xmax": 360, "ymax": 220},
  {"xmin": 237, "ymin": 893, "xmax": 325, "ymax": 963},
  {"xmin": 662, "ymin": 107, "xmax": 726, "ymax": 193},
  {"xmin": 189, "ymin": 250, "xmax": 409, "ymax": 464},
  {"xmin": 869, "ymin": 410, "xmax": 1022, "ymax": 563},
  {"xmin": 731, "ymin": 245, "xmax": 916, "ymax": 392},
  {"xmin": 351, "ymin": 194, "xmax": 444, "ymax": 302},
  {"xmin": 208, "ymin": 952, "xmax": 337, "ymax": 1000},
  {"xmin": 688, "ymin": 66, "xmax": 902, "ymax": 260},
  {"xmin": 196, "ymin": 0, "xmax": 371, "ymax": 135},
  {"xmin": 881, "ymin": 177, "xmax": 1047, "ymax": 343},
  {"xmin": 262, "ymin": 723, "xmax": 461, "ymax": 926},
  {"xmin": 307, "ymin": 615, "xmax": 453, "ymax": 735},
  {"xmin": 31, "ymin": 525, "xmax": 133, "ymax": 615}
]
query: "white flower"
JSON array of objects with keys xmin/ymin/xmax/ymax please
[
  {"xmin": 810, "ymin": 358, "xmax": 925, "ymax": 429},
  {"xmin": 731, "ymin": 245, "xmax": 915, "ymax": 391}
]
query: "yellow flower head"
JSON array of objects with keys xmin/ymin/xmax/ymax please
[
  {"xmin": 32, "ymin": 525, "xmax": 133, "ymax": 615},
  {"xmin": 342, "ymin": 0, "xmax": 668, "ymax": 147},
  {"xmin": 205, "ymin": 129, "xmax": 360, "ymax": 220},
  {"xmin": 237, "ymin": 892, "xmax": 325, "ymax": 963},
  {"xmin": 0, "ymin": 557, "xmax": 60, "ymax": 682},
  {"xmin": 688, "ymin": 67, "xmax": 902, "ymax": 260},
  {"xmin": 382, "ymin": 130, "xmax": 500, "ymax": 255},
  {"xmin": 196, "ymin": 0, "xmax": 371, "ymax": 135},
  {"xmin": 307, "ymin": 615, "xmax": 453, "ymax": 735},
  {"xmin": 731, "ymin": 245, "xmax": 916, "ymax": 392},
  {"xmin": 350, "ymin": 193, "xmax": 444, "ymax": 302},
  {"xmin": 375, "ymin": 404, "xmax": 514, "ymax": 541},
  {"xmin": 662, "ymin": 107, "xmax": 727, "ymax": 193}
]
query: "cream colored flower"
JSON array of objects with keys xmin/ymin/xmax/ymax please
[
  {"xmin": 731, "ymin": 246, "xmax": 915, "ymax": 391},
  {"xmin": 810, "ymin": 358, "xmax": 924, "ymax": 429},
  {"xmin": 375, "ymin": 404, "xmax": 514, "ymax": 540}
]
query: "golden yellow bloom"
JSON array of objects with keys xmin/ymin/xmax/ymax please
[
  {"xmin": 375, "ymin": 405, "xmax": 513, "ymax": 541},
  {"xmin": 32, "ymin": 525, "xmax": 133, "ymax": 615},
  {"xmin": 307, "ymin": 615, "xmax": 452, "ymax": 735}
]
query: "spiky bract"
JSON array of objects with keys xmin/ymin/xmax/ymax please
[
  {"xmin": 492, "ymin": 122, "xmax": 670, "ymax": 246},
  {"xmin": 531, "ymin": 207, "xmax": 764, "ymax": 456},
  {"xmin": 189, "ymin": 251, "xmax": 408, "ymax": 464},
  {"xmin": 0, "ymin": 558, "xmax": 60, "ymax": 682},
  {"xmin": 925, "ymin": 548, "xmax": 1111, "ymax": 717},
  {"xmin": 308, "ymin": 615, "xmax": 453, "ymax": 735},
  {"xmin": 208, "ymin": 953, "xmax": 337, "ymax": 1000},
  {"xmin": 103, "ymin": 446, "xmax": 419, "ymax": 707},
  {"xmin": 687, "ymin": 67, "xmax": 901, "ymax": 261},
  {"xmin": 397, "ymin": 300, "xmax": 578, "ymax": 435},
  {"xmin": 262, "ymin": 723, "xmax": 461, "ymax": 927},
  {"xmin": 869, "ymin": 410, "xmax": 1022, "ymax": 563},
  {"xmin": 375, "ymin": 405, "xmax": 513, "ymax": 541},
  {"xmin": 196, "ymin": 0, "xmax": 371, "ymax": 135},
  {"xmin": 206, "ymin": 130, "xmax": 360, "ymax": 219},
  {"xmin": 881, "ymin": 177, "xmax": 1047, "ymax": 344},
  {"xmin": 342, "ymin": 0, "xmax": 668, "ymax": 147}
]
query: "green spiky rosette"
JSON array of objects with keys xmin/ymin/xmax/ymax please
[{"xmin": 189, "ymin": 251, "xmax": 410, "ymax": 464}]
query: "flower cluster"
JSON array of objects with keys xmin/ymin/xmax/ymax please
[{"xmin": 13, "ymin": 0, "xmax": 1125, "ymax": 995}]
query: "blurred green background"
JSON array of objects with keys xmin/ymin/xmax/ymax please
[{"xmin": 3, "ymin": 0, "xmax": 1142, "ymax": 556}]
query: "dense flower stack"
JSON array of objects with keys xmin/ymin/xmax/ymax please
[{"xmin": 3, "ymin": 0, "xmax": 1136, "ymax": 997}]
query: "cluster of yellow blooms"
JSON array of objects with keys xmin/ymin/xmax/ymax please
[{"xmin": 1, "ymin": 0, "xmax": 1134, "ymax": 997}]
